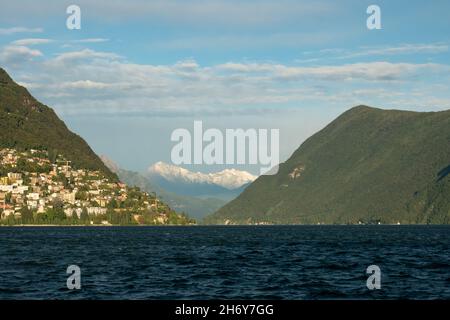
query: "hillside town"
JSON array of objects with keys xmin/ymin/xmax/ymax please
[{"xmin": 0, "ymin": 148, "xmax": 194, "ymax": 225}]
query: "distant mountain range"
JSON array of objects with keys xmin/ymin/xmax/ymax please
[
  {"xmin": 101, "ymin": 157, "xmax": 254, "ymax": 221},
  {"xmin": 205, "ymin": 106, "xmax": 450, "ymax": 225},
  {"xmin": 148, "ymin": 161, "xmax": 256, "ymax": 190},
  {"xmin": 112, "ymin": 167, "xmax": 226, "ymax": 221},
  {"xmin": 147, "ymin": 162, "xmax": 255, "ymax": 199}
]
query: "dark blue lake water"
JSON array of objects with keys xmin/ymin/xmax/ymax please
[{"xmin": 0, "ymin": 226, "xmax": 449, "ymax": 299}]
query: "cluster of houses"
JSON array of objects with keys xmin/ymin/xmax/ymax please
[{"xmin": 0, "ymin": 148, "xmax": 162, "ymax": 223}]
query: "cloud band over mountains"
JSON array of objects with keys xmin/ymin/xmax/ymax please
[{"xmin": 1, "ymin": 44, "xmax": 449, "ymax": 117}]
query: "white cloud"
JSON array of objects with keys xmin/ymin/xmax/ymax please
[
  {"xmin": 11, "ymin": 38, "xmax": 53, "ymax": 46},
  {"xmin": 218, "ymin": 61, "xmax": 447, "ymax": 82},
  {"xmin": 59, "ymin": 80, "xmax": 112, "ymax": 90},
  {"xmin": 299, "ymin": 43, "xmax": 449, "ymax": 63},
  {"xmin": 0, "ymin": 45, "xmax": 42, "ymax": 65},
  {"xmin": 0, "ymin": 27, "xmax": 43, "ymax": 35},
  {"xmin": 51, "ymin": 49, "xmax": 121, "ymax": 64},
  {"xmin": 72, "ymin": 38, "xmax": 109, "ymax": 43},
  {"xmin": 2, "ymin": 47, "xmax": 450, "ymax": 117},
  {"xmin": 339, "ymin": 43, "xmax": 449, "ymax": 59}
]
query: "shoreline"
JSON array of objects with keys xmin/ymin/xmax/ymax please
[
  {"xmin": 0, "ymin": 223, "xmax": 447, "ymax": 227},
  {"xmin": 0, "ymin": 224, "xmax": 197, "ymax": 227}
]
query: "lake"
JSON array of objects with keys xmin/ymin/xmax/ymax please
[{"xmin": 0, "ymin": 225, "xmax": 449, "ymax": 299}]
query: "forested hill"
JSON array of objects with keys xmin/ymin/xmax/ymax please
[
  {"xmin": 0, "ymin": 67, "xmax": 117, "ymax": 181},
  {"xmin": 206, "ymin": 105, "xmax": 450, "ymax": 225}
]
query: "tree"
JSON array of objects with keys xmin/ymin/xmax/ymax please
[
  {"xmin": 80, "ymin": 207, "xmax": 89, "ymax": 223},
  {"xmin": 21, "ymin": 207, "xmax": 33, "ymax": 224},
  {"xmin": 47, "ymin": 149, "xmax": 58, "ymax": 164},
  {"xmin": 106, "ymin": 207, "xmax": 116, "ymax": 224},
  {"xmin": 107, "ymin": 198, "xmax": 118, "ymax": 209},
  {"xmin": 71, "ymin": 210, "xmax": 79, "ymax": 224},
  {"xmin": 52, "ymin": 199, "xmax": 66, "ymax": 221},
  {"xmin": 35, "ymin": 212, "xmax": 47, "ymax": 224},
  {"xmin": 5, "ymin": 192, "xmax": 11, "ymax": 204},
  {"xmin": 45, "ymin": 209, "xmax": 56, "ymax": 222},
  {"xmin": 55, "ymin": 173, "xmax": 70, "ymax": 188},
  {"xmin": 75, "ymin": 191, "xmax": 88, "ymax": 201}
]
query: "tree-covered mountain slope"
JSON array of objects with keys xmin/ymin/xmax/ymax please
[
  {"xmin": 0, "ymin": 67, "xmax": 117, "ymax": 181},
  {"xmin": 205, "ymin": 105, "xmax": 450, "ymax": 224}
]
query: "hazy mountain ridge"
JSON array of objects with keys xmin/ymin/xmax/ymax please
[
  {"xmin": 117, "ymin": 169, "xmax": 227, "ymax": 221},
  {"xmin": 148, "ymin": 162, "xmax": 256, "ymax": 189},
  {"xmin": 100, "ymin": 156, "xmax": 227, "ymax": 221},
  {"xmin": 146, "ymin": 162, "xmax": 254, "ymax": 200},
  {"xmin": 206, "ymin": 105, "xmax": 450, "ymax": 225}
]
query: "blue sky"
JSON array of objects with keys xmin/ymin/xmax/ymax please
[{"xmin": 0, "ymin": 0, "xmax": 449, "ymax": 174}]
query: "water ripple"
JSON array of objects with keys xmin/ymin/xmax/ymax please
[{"xmin": 0, "ymin": 225, "xmax": 449, "ymax": 299}]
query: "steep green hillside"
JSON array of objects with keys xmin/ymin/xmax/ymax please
[
  {"xmin": 206, "ymin": 106, "xmax": 450, "ymax": 224},
  {"xmin": 0, "ymin": 67, "xmax": 117, "ymax": 181}
]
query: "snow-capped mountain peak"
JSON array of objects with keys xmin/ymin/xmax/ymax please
[{"xmin": 147, "ymin": 162, "xmax": 257, "ymax": 190}]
